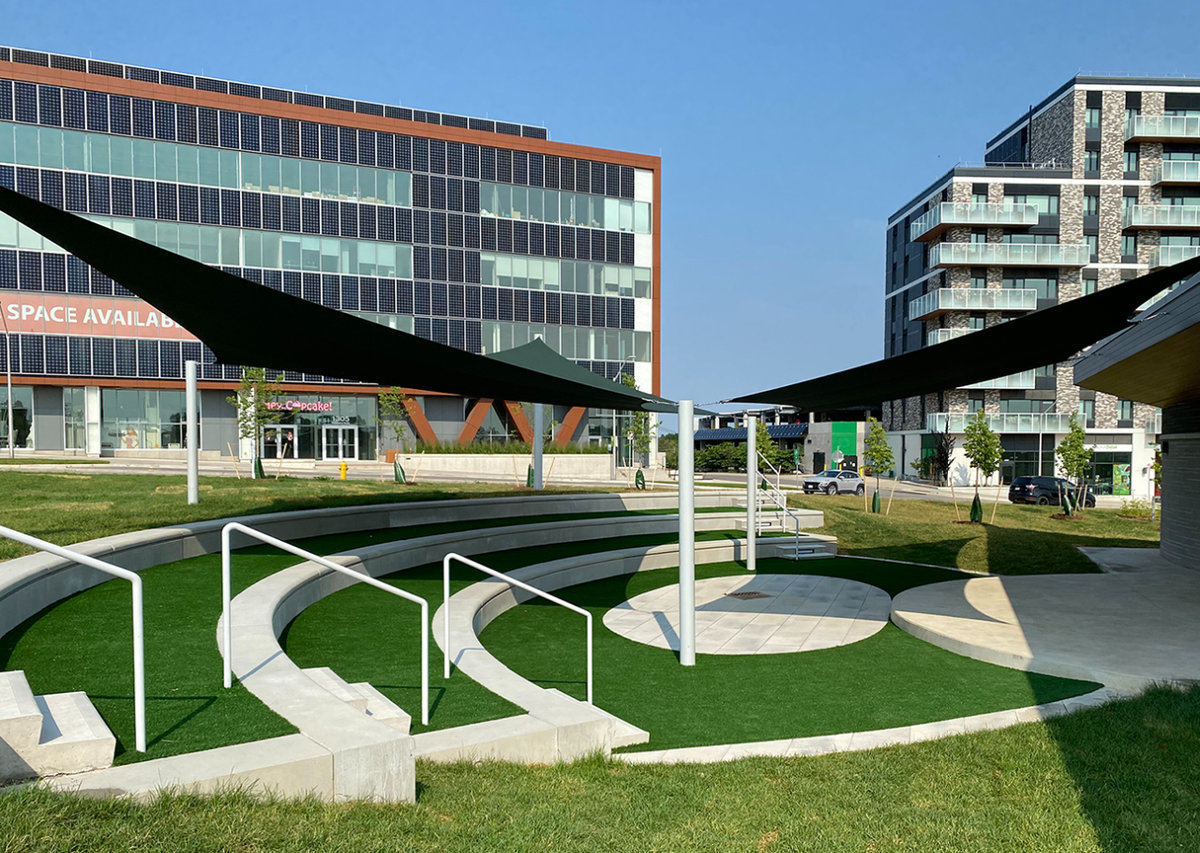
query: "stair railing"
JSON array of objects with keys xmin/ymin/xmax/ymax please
[
  {"xmin": 221, "ymin": 521, "xmax": 429, "ymax": 725},
  {"xmin": 0, "ymin": 524, "xmax": 145, "ymax": 752},
  {"xmin": 756, "ymin": 452, "xmax": 805, "ymax": 554},
  {"xmin": 443, "ymin": 552, "xmax": 593, "ymax": 705}
]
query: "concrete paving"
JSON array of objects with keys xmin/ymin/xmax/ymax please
[
  {"xmin": 602, "ymin": 575, "xmax": 890, "ymax": 654},
  {"xmin": 891, "ymin": 550, "xmax": 1200, "ymax": 691}
]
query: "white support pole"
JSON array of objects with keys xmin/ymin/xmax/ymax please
[
  {"xmin": 678, "ymin": 400, "xmax": 695, "ymax": 666},
  {"xmin": 746, "ymin": 414, "xmax": 757, "ymax": 573},
  {"xmin": 185, "ymin": 360, "xmax": 199, "ymax": 505},
  {"xmin": 533, "ymin": 403, "xmax": 544, "ymax": 490},
  {"xmin": 2, "ymin": 299, "xmax": 13, "ymax": 458}
]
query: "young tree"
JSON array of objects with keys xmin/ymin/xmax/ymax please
[
  {"xmin": 620, "ymin": 374, "xmax": 654, "ymax": 466},
  {"xmin": 1055, "ymin": 412, "xmax": 1094, "ymax": 515},
  {"xmin": 933, "ymin": 423, "xmax": 956, "ymax": 486},
  {"xmin": 227, "ymin": 367, "xmax": 284, "ymax": 479},
  {"xmin": 753, "ymin": 417, "xmax": 786, "ymax": 473},
  {"xmin": 962, "ymin": 410, "xmax": 1002, "ymax": 522},
  {"xmin": 862, "ymin": 416, "xmax": 894, "ymax": 513},
  {"xmin": 377, "ymin": 387, "xmax": 411, "ymax": 452}
]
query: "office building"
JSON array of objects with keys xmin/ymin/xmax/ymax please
[{"xmin": 0, "ymin": 46, "xmax": 660, "ymax": 460}]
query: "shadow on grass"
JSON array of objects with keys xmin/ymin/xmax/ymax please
[
  {"xmin": 980, "ymin": 523, "xmax": 1156, "ymax": 575},
  {"xmin": 1041, "ymin": 685, "xmax": 1200, "ymax": 850},
  {"xmin": 86, "ymin": 694, "xmax": 218, "ymax": 756}
]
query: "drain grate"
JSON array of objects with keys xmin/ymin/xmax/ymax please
[{"xmin": 725, "ymin": 591, "xmax": 771, "ymax": 601}]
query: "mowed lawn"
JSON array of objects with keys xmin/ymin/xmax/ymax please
[
  {"xmin": 4, "ymin": 686, "xmax": 1200, "ymax": 852},
  {"xmin": 787, "ymin": 491, "xmax": 1159, "ymax": 574}
]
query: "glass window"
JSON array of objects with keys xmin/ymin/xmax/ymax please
[
  {"xmin": 132, "ymin": 138, "xmax": 156, "ymax": 179},
  {"xmin": 300, "ymin": 160, "xmax": 319, "ymax": 196},
  {"xmin": 1078, "ymin": 399, "xmax": 1095, "ymax": 423},
  {"xmin": 1084, "ymin": 150, "xmax": 1099, "ymax": 172},
  {"xmin": 634, "ymin": 202, "xmax": 651, "ymax": 233},
  {"xmin": 198, "ymin": 147, "xmax": 219, "ymax": 186},
  {"xmin": 14, "ymin": 124, "xmax": 39, "ymax": 166},
  {"xmin": 282, "ymin": 158, "xmax": 302, "ymax": 195},
  {"xmin": 1124, "ymin": 150, "xmax": 1139, "ymax": 174},
  {"xmin": 1122, "ymin": 235, "xmax": 1137, "ymax": 257},
  {"xmin": 39, "ymin": 128, "xmax": 63, "ymax": 169},
  {"xmin": 1083, "ymin": 194, "xmax": 1099, "ymax": 216},
  {"xmin": 1085, "ymin": 107, "xmax": 1101, "ymax": 128},
  {"xmin": 63, "ymin": 130, "xmax": 86, "ymax": 171},
  {"xmin": 219, "ymin": 149, "xmax": 239, "ymax": 189},
  {"xmin": 261, "ymin": 155, "xmax": 281, "ymax": 194},
  {"xmin": 357, "ymin": 167, "xmax": 376, "ymax": 203},
  {"xmin": 339, "ymin": 164, "xmax": 357, "ymax": 199},
  {"xmin": 320, "ymin": 162, "xmax": 338, "ymax": 198},
  {"xmin": 241, "ymin": 153, "xmax": 261, "ymax": 191},
  {"xmin": 1118, "ymin": 399, "xmax": 1134, "ymax": 421},
  {"xmin": 175, "ymin": 144, "xmax": 197, "ymax": 183}
]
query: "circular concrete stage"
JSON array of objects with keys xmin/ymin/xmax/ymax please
[
  {"xmin": 603, "ymin": 574, "xmax": 891, "ymax": 655},
  {"xmin": 891, "ymin": 555, "xmax": 1200, "ymax": 691}
]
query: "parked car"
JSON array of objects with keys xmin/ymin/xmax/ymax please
[
  {"xmin": 803, "ymin": 469, "xmax": 865, "ymax": 496},
  {"xmin": 1008, "ymin": 476, "xmax": 1097, "ymax": 507}
]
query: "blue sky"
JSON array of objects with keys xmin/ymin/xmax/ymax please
[{"xmin": 7, "ymin": 0, "xmax": 1200, "ymax": 410}]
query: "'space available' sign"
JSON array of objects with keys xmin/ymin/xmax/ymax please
[{"xmin": 1, "ymin": 294, "xmax": 197, "ymax": 341}]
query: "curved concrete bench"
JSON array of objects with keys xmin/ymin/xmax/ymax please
[
  {"xmin": 219, "ymin": 513, "xmax": 780, "ymax": 770},
  {"xmin": 10, "ymin": 495, "xmax": 824, "ymax": 800},
  {"xmin": 0, "ymin": 491, "xmax": 757, "ymax": 641},
  {"xmin": 431, "ymin": 536, "xmax": 834, "ymax": 759}
]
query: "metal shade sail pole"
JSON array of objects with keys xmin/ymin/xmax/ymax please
[
  {"xmin": 533, "ymin": 403, "xmax": 544, "ymax": 490},
  {"xmin": 186, "ymin": 360, "xmax": 199, "ymax": 505},
  {"xmin": 746, "ymin": 414, "xmax": 757, "ymax": 572},
  {"xmin": 678, "ymin": 400, "xmax": 695, "ymax": 666}
]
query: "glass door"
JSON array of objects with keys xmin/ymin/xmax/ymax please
[
  {"xmin": 321, "ymin": 425, "xmax": 358, "ymax": 460},
  {"xmin": 261, "ymin": 425, "xmax": 297, "ymax": 459}
]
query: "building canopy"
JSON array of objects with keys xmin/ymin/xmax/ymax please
[
  {"xmin": 0, "ymin": 186, "xmax": 671, "ymax": 413},
  {"xmin": 726, "ymin": 256, "xmax": 1200, "ymax": 412}
]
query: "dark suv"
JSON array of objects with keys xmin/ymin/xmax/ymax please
[{"xmin": 1008, "ymin": 476, "xmax": 1096, "ymax": 507}]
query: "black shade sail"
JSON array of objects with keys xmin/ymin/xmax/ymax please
[
  {"xmin": 727, "ymin": 255, "xmax": 1200, "ymax": 411},
  {"xmin": 0, "ymin": 186, "xmax": 671, "ymax": 412}
]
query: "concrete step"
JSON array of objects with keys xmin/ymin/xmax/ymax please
[
  {"xmin": 0, "ymin": 671, "xmax": 42, "ymax": 754},
  {"xmin": 350, "ymin": 682, "xmax": 411, "ymax": 734},
  {"xmin": 302, "ymin": 667, "xmax": 368, "ymax": 712},
  {"xmin": 25, "ymin": 692, "xmax": 116, "ymax": 777}
]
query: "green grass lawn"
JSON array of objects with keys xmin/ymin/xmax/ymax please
[
  {"xmin": 788, "ymin": 492, "xmax": 1160, "ymax": 574},
  {"xmin": 4, "ymin": 685, "xmax": 1200, "ymax": 852},
  {"xmin": 0, "ymin": 471, "xmax": 614, "ymax": 561}
]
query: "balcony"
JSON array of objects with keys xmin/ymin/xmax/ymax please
[
  {"xmin": 909, "ymin": 202, "xmax": 1040, "ymax": 242},
  {"xmin": 926, "ymin": 327, "xmax": 976, "ymax": 346},
  {"xmin": 1147, "ymin": 245, "xmax": 1200, "ymax": 269},
  {"xmin": 960, "ymin": 370, "xmax": 1038, "ymax": 390},
  {"xmin": 908, "ymin": 288, "xmax": 1039, "ymax": 321},
  {"xmin": 928, "ymin": 242, "xmax": 1090, "ymax": 268},
  {"xmin": 1123, "ymin": 204, "xmax": 1200, "ymax": 230},
  {"xmin": 926, "ymin": 412, "xmax": 1077, "ymax": 434},
  {"xmin": 1126, "ymin": 114, "xmax": 1200, "ymax": 142},
  {"xmin": 1152, "ymin": 160, "xmax": 1200, "ymax": 185}
]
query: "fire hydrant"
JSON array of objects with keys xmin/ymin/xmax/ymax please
[{"xmin": 339, "ymin": 461, "xmax": 348, "ymax": 481}]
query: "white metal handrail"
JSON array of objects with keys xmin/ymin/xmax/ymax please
[
  {"xmin": 757, "ymin": 452, "xmax": 805, "ymax": 553},
  {"xmin": 0, "ymin": 524, "xmax": 145, "ymax": 752},
  {"xmin": 221, "ymin": 521, "xmax": 429, "ymax": 726},
  {"xmin": 443, "ymin": 552, "xmax": 593, "ymax": 705}
]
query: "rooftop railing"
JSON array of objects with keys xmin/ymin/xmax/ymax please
[{"xmin": 961, "ymin": 370, "xmax": 1038, "ymax": 390}]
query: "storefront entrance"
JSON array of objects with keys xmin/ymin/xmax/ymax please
[
  {"xmin": 261, "ymin": 425, "xmax": 297, "ymax": 459},
  {"xmin": 321, "ymin": 425, "xmax": 359, "ymax": 461}
]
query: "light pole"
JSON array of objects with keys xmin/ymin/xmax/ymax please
[{"xmin": 0, "ymin": 298, "xmax": 13, "ymax": 458}]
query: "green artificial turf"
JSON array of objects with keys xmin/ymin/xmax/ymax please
[
  {"xmin": 6, "ymin": 685, "xmax": 1200, "ymax": 851},
  {"xmin": 478, "ymin": 556, "xmax": 1097, "ymax": 751},
  {"xmin": 0, "ymin": 520, "xmax": 743, "ymax": 763}
]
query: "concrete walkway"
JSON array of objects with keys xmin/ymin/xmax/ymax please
[{"xmin": 891, "ymin": 549, "xmax": 1200, "ymax": 692}]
